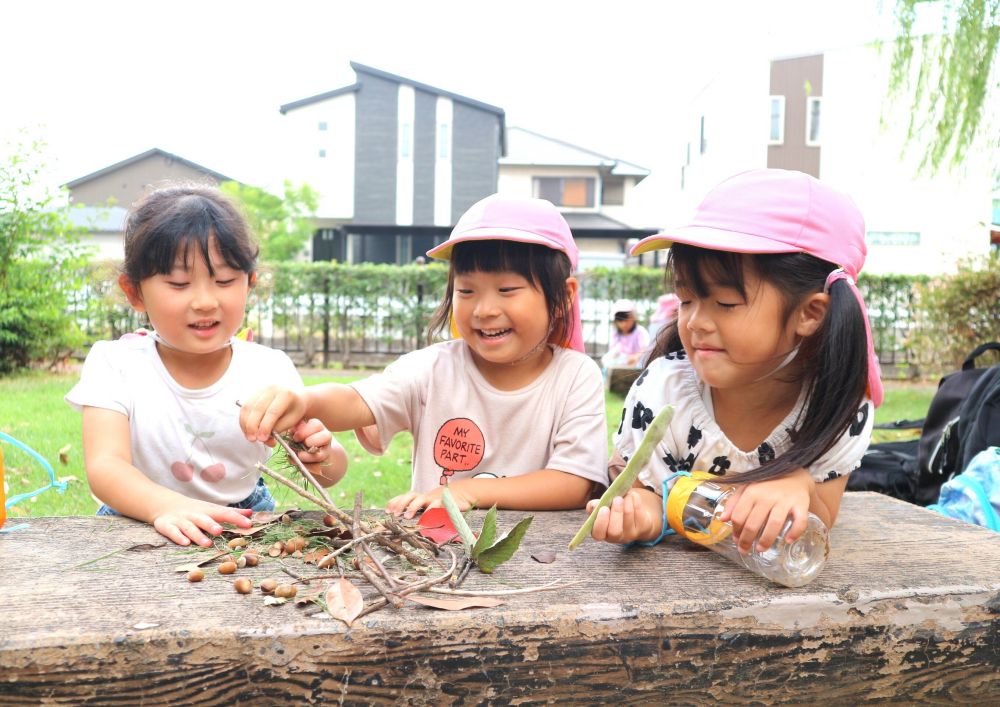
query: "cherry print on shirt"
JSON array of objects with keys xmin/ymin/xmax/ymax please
[
  {"xmin": 170, "ymin": 423, "xmax": 227, "ymax": 484},
  {"xmin": 433, "ymin": 417, "xmax": 486, "ymax": 486},
  {"xmin": 708, "ymin": 456, "xmax": 731, "ymax": 475},
  {"xmin": 850, "ymin": 403, "xmax": 870, "ymax": 436},
  {"xmin": 631, "ymin": 402, "xmax": 654, "ymax": 431}
]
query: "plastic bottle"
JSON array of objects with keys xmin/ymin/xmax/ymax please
[{"xmin": 666, "ymin": 471, "xmax": 829, "ymax": 587}]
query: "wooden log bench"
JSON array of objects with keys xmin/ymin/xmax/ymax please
[
  {"xmin": 1, "ymin": 492, "xmax": 998, "ymax": 704},
  {"xmin": 605, "ymin": 366, "xmax": 641, "ymax": 395}
]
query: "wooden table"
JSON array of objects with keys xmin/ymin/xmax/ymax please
[{"xmin": 1, "ymin": 492, "xmax": 998, "ymax": 704}]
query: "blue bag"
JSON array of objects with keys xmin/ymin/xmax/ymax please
[{"xmin": 928, "ymin": 447, "xmax": 1000, "ymax": 532}]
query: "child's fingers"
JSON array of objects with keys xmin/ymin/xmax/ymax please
[
  {"xmin": 403, "ymin": 495, "xmax": 431, "ymax": 519},
  {"xmin": 385, "ymin": 493, "xmax": 416, "ymax": 517},
  {"xmin": 755, "ymin": 505, "xmax": 791, "ymax": 552},
  {"xmin": 718, "ymin": 485, "xmax": 745, "ymax": 522},
  {"xmin": 606, "ymin": 497, "xmax": 626, "ymax": 540},
  {"xmin": 783, "ymin": 506, "xmax": 809, "ymax": 544},
  {"xmin": 736, "ymin": 504, "xmax": 771, "ymax": 554},
  {"xmin": 590, "ymin": 505, "xmax": 612, "ymax": 541},
  {"xmin": 153, "ymin": 519, "xmax": 192, "ymax": 547}
]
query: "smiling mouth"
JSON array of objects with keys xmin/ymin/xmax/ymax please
[
  {"xmin": 478, "ymin": 327, "xmax": 511, "ymax": 339},
  {"xmin": 189, "ymin": 321, "xmax": 219, "ymax": 330}
]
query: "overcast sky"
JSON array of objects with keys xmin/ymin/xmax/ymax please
[{"xmin": 3, "ymin": 0, "xmax": 903, "ymax": 223}]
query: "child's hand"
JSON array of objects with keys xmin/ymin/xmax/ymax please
[
  {"xmin": 287, "ymin": 418, "xmax": 348, "ymax": 487},
  {"xmin": 151, "ymin": 501, "xmax": 253, "ymax": 548},
  {"xmin": 719, "ymin": 468, "xmax": 813, "ymax": 553},
  {"xmin": 239, "ymin": 386, "xmax": 307, "ymax": 444},
  {"xmin": 587, "ymin": 488, "xmax": 662, "ymax": 544},
  {"xmin": 386, "ymin": 482, "xmax": 477, "ymax": 519}
]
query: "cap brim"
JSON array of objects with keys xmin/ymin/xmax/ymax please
[
  {"xmin": 630, "ymin": 225, "xmax": 805, "ymax": 256},
  {"xmin": 427, "ymin": 227, "xmax": 570, "ymax": 261}
]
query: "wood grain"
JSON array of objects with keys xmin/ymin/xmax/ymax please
[{"xmin": 0, "ymin": 493, "xmax": 998, "ymax": 704}]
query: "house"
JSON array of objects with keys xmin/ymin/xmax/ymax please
[
  {"xmin": 669, "ymin": 44, "xmax": 996, "ymax": 275},
  {"xmin": 279, "ymin": 63, "xmax": 657, "ymax": 265},
  {"xmin": 63, "ymin": 148, "xmax": 234, "ymax": 259},
  {"xmin": 498, "ymin": 127, "xmax": 656, "ymax": 267},
  {"xmin": 279, "ymin": 62, "xmax": 506, "ymax": 264}
]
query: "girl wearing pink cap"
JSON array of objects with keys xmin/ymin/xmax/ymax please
[
  {"xmin": 589, "ymin": 169, "xmax": 882, "ymax": 555},
  {"xmin": 241, "ymin": 194, "xmax": 608, "ymax": 517}
]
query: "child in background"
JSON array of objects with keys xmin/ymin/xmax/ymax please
[
  {"xmin": 66, "ymin": 185, "xmax": 347, "ymax": 547},
  {"xmin": 601, "ymin": 299, "xmax": 651, "ymax": 369},
  {"xmin": 241, "ymin": 194, "xmax": 609, "ymax": 518},
  {"xmin": 646, "ymin": 292, "xmax": 680, "ymax": 341},
  {"xmin": 589, "ymin": 169, "xmax": 881, "ymax": 553}
]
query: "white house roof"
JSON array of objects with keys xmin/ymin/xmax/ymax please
[{"xmin": 501, "ymin": 127, "xmax": 649, "ymax": 181}]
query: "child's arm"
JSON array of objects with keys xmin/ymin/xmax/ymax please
[
  {"xmin": 719, "ymin": 468, "xmax": 849, "ymax": 554},
  {"xmin": 82, "ymin": 406, "xmax": 254, "ymax": 547},
  {"xmin": 386, "ymin": 469, "xmax": 596, "ymax": 518},
  {"xmin": 240, "ymin": 382, "xmax": 375, "ymax": 441}
]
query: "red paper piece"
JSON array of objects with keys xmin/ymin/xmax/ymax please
[{"xmin": 416, "ymin": 507, "xmax": 461, "ymax": 544}]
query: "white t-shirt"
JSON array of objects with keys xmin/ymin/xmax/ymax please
[
  {"xmin": 350, "ymin": 340, "xmax": 609, "ymax": 493},
  {"xmin": 65, "ymin": 335, "xmax": 302, "ymax": 505},
  {"xmin": 614, "ymin": 352, "xmax": 874, "ymax": 492}
]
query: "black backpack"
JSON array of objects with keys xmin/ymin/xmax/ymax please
[{"xmin": 849, "ymin": 342, "xmax": 1000, "ymax": 506}]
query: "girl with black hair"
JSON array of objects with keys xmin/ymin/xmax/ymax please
[{"xmin": 588, "ymin": 170, "xmax": 881, "ymax": 554}]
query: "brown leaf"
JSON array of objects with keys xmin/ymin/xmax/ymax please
[
  {"xmin": 58, "ymin": 444, "xmax": 71, "ymax": 465},
  {"xmin": 302, "ymin": 549, "xmax": 329, "ymax": 565},
  {"xmin": 406, "ymin": 595, "xmax": 505, "ymax": 611},
  {"xmin": 324, "ymin": 578, "xmax": 364, "ymax": 626},
  {"xmin": 531, "ymin": 550, "xmax": 557, "ymax": 564}
]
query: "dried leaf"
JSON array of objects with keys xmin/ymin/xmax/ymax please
[
  {"xmin": 58, "ymin": 444, "xmax": 71, "ymax": 465},
  {"xmin": 302, "ymin": 549, "xmax": 329, "ymax": 564},
  {"xmin": 471, "ymin": 506, "xmax": 498, "ymax": 559},
  {"xmin": 263, "ymin": 596, "xmax": 288, "ymax": 606},
  {"xmin": 406, "ymin": 595, "xmax": 504, "ymax": 610},
  {"xmin": 531, "ymin": 550, "xmax": 557, "ymax": 564},
  {"xmin": 416, "ymin": 507, "xmax": 461, "ymax": 544},
  {"xmin": 173, "ymin": 550, "xmax": 228, "ymax": 572},
  {"xmin": 324, "ymin": 578, "xmax": 364, "ymax": 626},
  {"xmin": 476, "ymin": 516, "xmax": 533, "ymax": 574}
]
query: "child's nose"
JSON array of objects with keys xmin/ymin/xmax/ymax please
[
  {"xmin": 473, "ymin": 295, "xmax": 501, "ymax": 318},
  {"xmin": 191, "ymin": 284, "xmax": 219, "ymax": 311},
  {"xmin": 685, "ymin": 302, "xmax": 712, "ymax": 332}
]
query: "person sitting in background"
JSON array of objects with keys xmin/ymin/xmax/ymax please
[
  {"xmin": 647, "ymin": 292, "xmax": 680, "ymax": 342},
  {"xmin": 601, "ymin": 299, "xmax": 651, "ymax": 370}
]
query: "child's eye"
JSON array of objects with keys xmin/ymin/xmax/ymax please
[
  {"xmin": 216, "ymin": 278, "xmax": 237, "ymax": 286},
  {"xmin": 455, "ymin": 289, "xmax": 473, "ymax": 296},
  {"xmin": 716, "ymin": 302, "xmax": 739, "ymax": 309},
  {"xmin": 499, "ymin": 287, "xmax": 522, "ymax": 294},
  {"xmin": 167, "ymin": 281, "xmax": 189, "ymax": 288}
]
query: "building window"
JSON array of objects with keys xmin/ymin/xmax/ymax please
[
  {"xmin": 866, "ymin": 231, "xmax": 920, "ymax": 246},
  {"xmin": 806, "ymin": 97, "xmax": 822, "ymax": 146},
  {"xmin": 601, "ymin": 177, "xmax": 625, "ymax": 206},
  {"xmin": 318, "ymin": 121, "xmax": 328, "ymax": 131},
  {"xmin": 699, "ymin": 116, "xmax": 707, "ymax": 154},
  {"xmin": 769, "ymin": 96, "xmax": 785, "ymax": 144},
  {"xmin": 533, "ymin": 177, "xmax": 595, "ymax": 208},
  {"xmin": 318, "ymin": 149, "xmax": 326, "ymax": 158},
  {"xmin": 438, "ymin": 123, "xmax": 450, "ymax": 159}
]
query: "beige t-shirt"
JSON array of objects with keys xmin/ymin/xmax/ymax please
[{"xmin": 351, "ymin": 340, "xmax": 609, "ymax": 493}]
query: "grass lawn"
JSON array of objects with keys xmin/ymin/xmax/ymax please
[{"xmin": 1, "ymin": 369, "xmax": 933, "ymax": 520}]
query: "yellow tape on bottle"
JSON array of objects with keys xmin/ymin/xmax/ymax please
[{"xmin": 666, "ymin": 471, "xmax": 732, "ymax": 545}]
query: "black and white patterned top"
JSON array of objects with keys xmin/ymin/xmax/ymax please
[{"xmin": 614, "ymin": 353, "xmax": 874, "ymax": 494}]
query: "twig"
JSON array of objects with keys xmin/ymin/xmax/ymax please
[
  {"xmin": 428, "ymin": 579, "xmax": 584, "ymax": 596},
  {"xmin": 354, "ymin": 493, "xmax": 403, "ymax": 608},
  {"xmin": 269, "ymin": 429, "xmax": 336, "ymax": 509},
  {"xmin": 356, "ymin": 548, "xmax": 459, "ymax": 619}
]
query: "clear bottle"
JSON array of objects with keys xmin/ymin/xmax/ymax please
[{"xmin": 666, "ymin": 472, "xmax": 829, "ymax": 587}]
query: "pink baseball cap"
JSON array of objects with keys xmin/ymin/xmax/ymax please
[
  {"xmin": 631, "ymin": 168, "xmax": 882, "ymax": 405},
  {"xmin": 426, "ymin": 194, "xmax": 584, "ymax": 353}
]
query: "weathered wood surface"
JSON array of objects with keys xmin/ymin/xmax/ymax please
[{"xmin": 0, "ymin": 492, "xmax": 998, "ymax": 705}]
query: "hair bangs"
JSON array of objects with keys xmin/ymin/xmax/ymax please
[{"xmin": 668, "ymin": 243, "xmax": 748, "ymax": 300}]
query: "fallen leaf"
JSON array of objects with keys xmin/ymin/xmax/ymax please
[
  {"xmin": 406, "ymin": 595, "xmax": 504, "ymax": 610},
  {"xmin": 324, "ymin": 578, "xmax": 364, "ymax": 626},
  {"xmin": 225, "ymin": 522, "xmax": 277, "ymax": 537},
  {"xmin": 416, "ymin": 507, "xmax": 461, "ymax": 544},
  {"xmin": 58, "ymin": 444, "xmax": 71, "ymax": 465},
  {"xmin": 173, "ymin": 550, "xmax": 228, "ymax": 572},
  {"xmin": 303, "ymin": 549, "xmax": 329, "ymax": 564},
  {"xmin": 476, "ymin": 516, "xmax": 533, "ymax": 573},
  {"xmin": 263, "ymin": 596, "xmax": 288, "ymax": 606},
  {"xmin": 132, "ymin": 622, "xmax": 159, "ymax": 630},
  {"xmin": 531, "ymin": 550, "xmax": 557, "ymax": 564}
]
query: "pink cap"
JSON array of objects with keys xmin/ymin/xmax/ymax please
[
  {"xmin": 427, "ymin": 194, "xmax": 584, "ymax": 353},
  {"xmin": 631, "ymin": 169, "xmax": 882, "ymax": 405}
]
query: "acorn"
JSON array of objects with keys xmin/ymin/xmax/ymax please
[
  {"xmin": 228, "ymin": 537, "xmax": 249, "ymax": 549},
  {"xmin": 274, "ymin": 584, "xmax": 297, "ymax": 599},
  {"xmin": 243, "ymin": 552, "xmax": 260, "ymax": 567},
  {"xmin": 322, "ymin": 514, "xmax": 337, "ymax": 527},
  {"xmin": 186, "ymin": 569, "xmax": 205, "ymax": 583},
  {"xmin": 260, "ymin": 578, "xmax": 278, "ymax": 595},
  {"xmin": 218, "ymin": 561, "xmax": 238, "ymax": 575},
  {"xmin": 234, "ymin": 578, "xmax": 253, "ymax": 594}
]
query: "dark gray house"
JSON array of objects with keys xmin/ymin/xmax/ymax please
[{"xmin": 279, "ymin": 62, "xmax": 506, "ymax": 264}]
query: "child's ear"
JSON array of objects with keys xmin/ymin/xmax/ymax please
[
  {"xmin": 564, "ymin": 276, "xmax": 579, "ymax": 305},
  {"xmin": 118, "ymin": 274, "xmax": 146, "ymax": 312},
  {"xmin": 795, "ymin": 292, "xmax": 830, "ymax": 337},
  {"xmin": 249, "ymin": 272, "xmax": 257, "ymax": 287}
]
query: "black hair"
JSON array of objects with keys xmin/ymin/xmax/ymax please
[
  {"xmin": 646, "ymin": 243, "xmax": 869, "ymax": 484},
  {"xmin": 121, "ymin": 183, "xmax": 258, "ymax": 286},
  {"xmin": 427, "ymin": 240, "xmax": 573, "ymax": 346}
]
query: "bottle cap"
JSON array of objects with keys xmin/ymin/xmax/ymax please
[{"xmin": 666, "ymin": 471, "xmax": 732, "ymax": 545}]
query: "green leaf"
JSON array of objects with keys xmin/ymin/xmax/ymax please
[
  {"xmin": 475, "ymin": 516, "xmax": 533, "ymax": 574},
  {"xmin": 441, "ymin": 488, "xmax": 477, "ymax": 555},
  {"xmin": 471, "ymin": 505, "xmax": 498, "ymax": 559}
]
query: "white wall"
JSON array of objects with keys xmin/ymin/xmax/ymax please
[{"xmin": 280, "ymin": 95, "xmax": 356, "ymax": 220}]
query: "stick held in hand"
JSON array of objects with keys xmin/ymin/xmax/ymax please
[{"xmin": 568, "ymin": 404, "xmax": 674, "ymax": 549}]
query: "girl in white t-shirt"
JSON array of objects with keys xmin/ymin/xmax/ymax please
[
  {"xmin": 241, "ymin": 194, "xmax": 608, "ymax": 518},
  {"xmin": 66, "ymin": 185, "xmax": 346, "ymax": 547},
  {"xmin": 588, "ymin": 170, "xmax": 883, "ymax": 554}
]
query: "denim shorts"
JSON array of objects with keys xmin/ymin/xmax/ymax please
[{"xmin": 96, "ymin": 477, "xmax": 276, "ymax": 516}]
